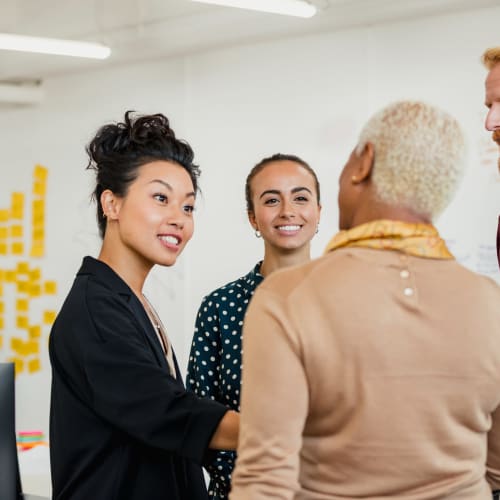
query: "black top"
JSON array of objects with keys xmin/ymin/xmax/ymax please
[{"xmin": 49, "ymin": 257, "xmax": 227, "ymax": 500}]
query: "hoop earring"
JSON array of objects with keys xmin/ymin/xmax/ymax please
[
  {"xmin": 255, "ymin": 230, "xmax": 261, "ymax": 238},
  {"xmin": 315, "ymin": 224, "xmax": 319, "ymax": 234}
]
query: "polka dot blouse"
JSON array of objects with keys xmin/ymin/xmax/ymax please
[{"xmin": 187, "ymin": 262, "xmax": 264, "ymax": 499}]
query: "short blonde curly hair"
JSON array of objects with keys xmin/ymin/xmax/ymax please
[
  {"xmin": 355, "ymin": 101, "xmax": 466, "ymax": 220},
  {"xmin": 482, "ymin": 47, "xmax": 500, "ymax": 70}
]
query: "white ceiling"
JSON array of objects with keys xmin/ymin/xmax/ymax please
[{"xmin": 0, "ymin": 0, "xmax": 498, "ymax": 82}]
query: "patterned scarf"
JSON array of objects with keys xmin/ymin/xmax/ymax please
[{"xmin": 324, "ymin": 219, "xmax": 454, "ymax": 260}]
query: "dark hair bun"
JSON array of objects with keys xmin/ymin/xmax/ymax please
[{"xmin": 87, "ymin": 111, "xmax": 192, "ymax": 171}]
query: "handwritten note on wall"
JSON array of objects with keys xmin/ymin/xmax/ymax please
[{"xmin": 0, "ymin": 165, "xmax": 58, "ymax": 375}]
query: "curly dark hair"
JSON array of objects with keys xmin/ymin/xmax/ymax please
[{"xmin": 86, "ymin": 110, "xmax": 200, "ymax": 238}]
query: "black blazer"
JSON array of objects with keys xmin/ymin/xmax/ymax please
[{"xmin": 49, "ymin": 257, "xmax": 227, "ymax": 500}]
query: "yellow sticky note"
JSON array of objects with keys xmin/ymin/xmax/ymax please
[
  {"xmin": 34, "ymin": 165, "xmax": 48, "ymax": 181},
  {"xmin": 0, "ymin": 317, "xmax": 4, "ymax": 329},
  {"xmin": 0, "ymin": 283, "xmax": 3, "ymax": 296},
  {"xmin": 0, "ymin": 335, "xmax": 3, "ymax": 349},
  {"xmin": 28, "ymin": 358, "xmax": 41, "ymax": 374},
  {"xmin": 8, "ymin": 357, "xmax": 24, "ymax": 375},
  {"xmin": 16, "ymin": 299, "xmax": 28, "ymax": 312},
  {"xmin": 32, "ymin": 199, "xmax": 44, "ymax": 213},
  {"xmin": 0, "ymin": 243, "xmax": 7, "ymax": 255},
  {"xmin": 11, "ymin": 337, "xmax": 24, "ymax": 354},
  {"xmin": 26, "ymin": 340, "xmax": 39, "ymax": 355},
  {"xmin": 33, "ymin": 182, "xmax": 46, "ymax": 196},
  {"xmin": 16, "ymin": 262, "xmax": 29, "ymax": 274},
  {"xmin": 11, "ymin": 192, "xmax": 24, "ymax": 207},
  {"xmin": 29, "ymin": 283, "xmax": 41, "ymax": 297},
  {"xmin": 29, "ymin": 325, "xmax": 41, "ymax": 339},
  {"xmin": 11, "ymin": 208, "xmax": 23, "ymax": 220},
  {"xmin": 32, "ymin": 228, "xmax": 45, "ymax": 241},
  {"xmin": 30, "ymin": 245, "xmax": 44, "ymax": 258},
  {"xmin": 44, "ymin": 281, "xmax": 57, "ymax": 294},
  {"xmin": 32, "ymin": 214, "xmax": 44, "ymax": 227},
  {"xmin": 0, "ymin": 209, "xmax": 8, "ymax": 222},
  {"xmin": 29, "ymin": 268, "xmax": 41, "ymax": 282},
  {"xmin": 17, "ymin": 281, "xmax": 29, "ymax": 294},
  {"xmin": 43, "ymin": 310, "xmax": 57, "ymax": 324},
  {"xmin": 11, "ymin": 242, "xmax": 24, "ymax": 255},
  {"xmin": 0, "ymin": 301, "xmax": 3, "ymax": 313},
  {"xmin": 5, "ymin": 271, "xmax": 16, "ymax": 282},
  {"xmin": 16, "ymin": 316, "xmax": 29, "ymax": 329},
  {"xmin": 0, "ymin": 270, "xmax": 4, "ymax": 281},
  {"xmin": 10, "ymin": 225, "xmax": 23, "ymax": 238},
  {"xmin": 0, "ymin": 227, "xmax": 7, "ymax": 239},
  {"xmin": 11, "ymin": 193, "xmax": 24, "ymax": 221}
]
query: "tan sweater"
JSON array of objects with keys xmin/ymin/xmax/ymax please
[{"xmin": 230, "ymin": 248, "xmax": 500, "ymax": 500}]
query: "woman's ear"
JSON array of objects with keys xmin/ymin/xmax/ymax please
[
  {"xmin": 355, "ymin": 141, "xmax": 375, "ymax": 183},
  {"xmin": 247, "ymin": 210, "xmax": 258, "ymax": 231},
  {"xmin": 100, "ymin": 190, "xmax": 121, "ymax": 220}
]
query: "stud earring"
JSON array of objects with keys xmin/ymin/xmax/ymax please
[
  {"xmin": 255, "ymin": 230, "xmax": 261, "ymax": 238},
  {"xmin": 351, "ymin": 175, "xmax": 358, "ymax": 183}
]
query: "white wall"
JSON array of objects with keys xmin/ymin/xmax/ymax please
[{"xmin": 1, "ymin": 5, "xmax": 499, "ymax": 443}]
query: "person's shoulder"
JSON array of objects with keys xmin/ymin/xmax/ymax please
[
  {"xmin": 201, "ymin": 264, "xmax": 261, "ymax": 303},
  {"xmin": 258, "ymin": 254, "xmax": 336, "ymax": 296},
  {"xmin": 62, "ymin": 257, "xmax": 134, "ymax": 316},
  {"xmin": 78, "ymin": 256, "xmax": 131, "ymax": 292},
  {"xmin": 256, "ymin": 249, "xmax": 379, "ymax": 301},
  {"xmin": 448, "ymin": 260, "xmax": 500, "ymax": 295}
]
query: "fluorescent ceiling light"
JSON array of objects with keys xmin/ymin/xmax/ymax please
[
  {"xmin": 191, "ymin": 0, "xmax": 317, "ymax": 18},
  {"xmin": 0, "ymin": 33, "xmax": 111, "ymax": 59}
]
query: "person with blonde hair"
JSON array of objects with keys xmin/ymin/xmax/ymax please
[
  {"xmin": 482, "ymin": 46, "xmax": 500, "ymax": 267},
  {"xmin": 230, "ymin": 101, "xmax": 500, "ymax": 500}
]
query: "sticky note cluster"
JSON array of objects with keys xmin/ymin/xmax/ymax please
[
  {"xmin": 0, "ymin": 165, "xmax": 58, "ymax": 376},
  {"xmin": 31, "ymin": 165, "xmax": 48, "ymax": 258}
]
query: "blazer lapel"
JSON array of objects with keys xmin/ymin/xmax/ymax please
[{"xmin": 78, "ymin": 257, "xmax": 173, "ymax": 375}]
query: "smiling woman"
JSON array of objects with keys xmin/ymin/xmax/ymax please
[
  {"xmin": 99, "ymin": 161, "xmax": 196, "ymax": 272},
  {"xmin": 48, "ymin": 111, "xmax": 239, "ymax": 500},
  {"xmin": 186, "ymin": 153, "xmax": 321, "ymax": 500}
]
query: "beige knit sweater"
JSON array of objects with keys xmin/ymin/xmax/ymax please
[{"xmin": 230, "ymin": 247, "xmax": 500, "ymax": 500}]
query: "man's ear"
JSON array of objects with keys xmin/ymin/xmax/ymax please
[
  {"xmin": 100, "ymin": 190, "xmax": 121, "ymax": 220},
  {"xmin": 356, "ymin": 141, "xmax": 375, "ymax": 182}
]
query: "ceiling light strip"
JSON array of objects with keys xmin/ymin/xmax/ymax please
[
  {"xmin": 191, "ymin": 0, "xmax": 317, "ymax": 18},
  {"xmin": 0, "ymin": 33, "xmax": 111, "ymax": 59}
]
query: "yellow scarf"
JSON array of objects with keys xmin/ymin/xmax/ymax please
[{"xmin": 324, "ymin": 219, "xmax": 454, "ymax": 259}]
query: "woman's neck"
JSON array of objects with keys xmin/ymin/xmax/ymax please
[
  {"xmin": 350, "ymin": 198, "xmax": 430, "ymax": 229},
  {"xmin": 98, "ymin": 238, "xmax": 151, "ymax": 299},
  {"xmin": 259, "ymin": 245, "xmax": 311, "ymax": 278}
]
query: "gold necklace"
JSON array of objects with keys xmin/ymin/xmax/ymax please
[{"xmin": 142, "ymin": 295, "xmax": 168, "ymax": 354}]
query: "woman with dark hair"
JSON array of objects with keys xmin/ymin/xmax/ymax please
[
  {"xmin": 186, "ymin": 153, "xmax": 321, "ymax": 499},
  {"xmin": 49, "ymin": 111, "xmax": 238, "ymax": 500}
]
